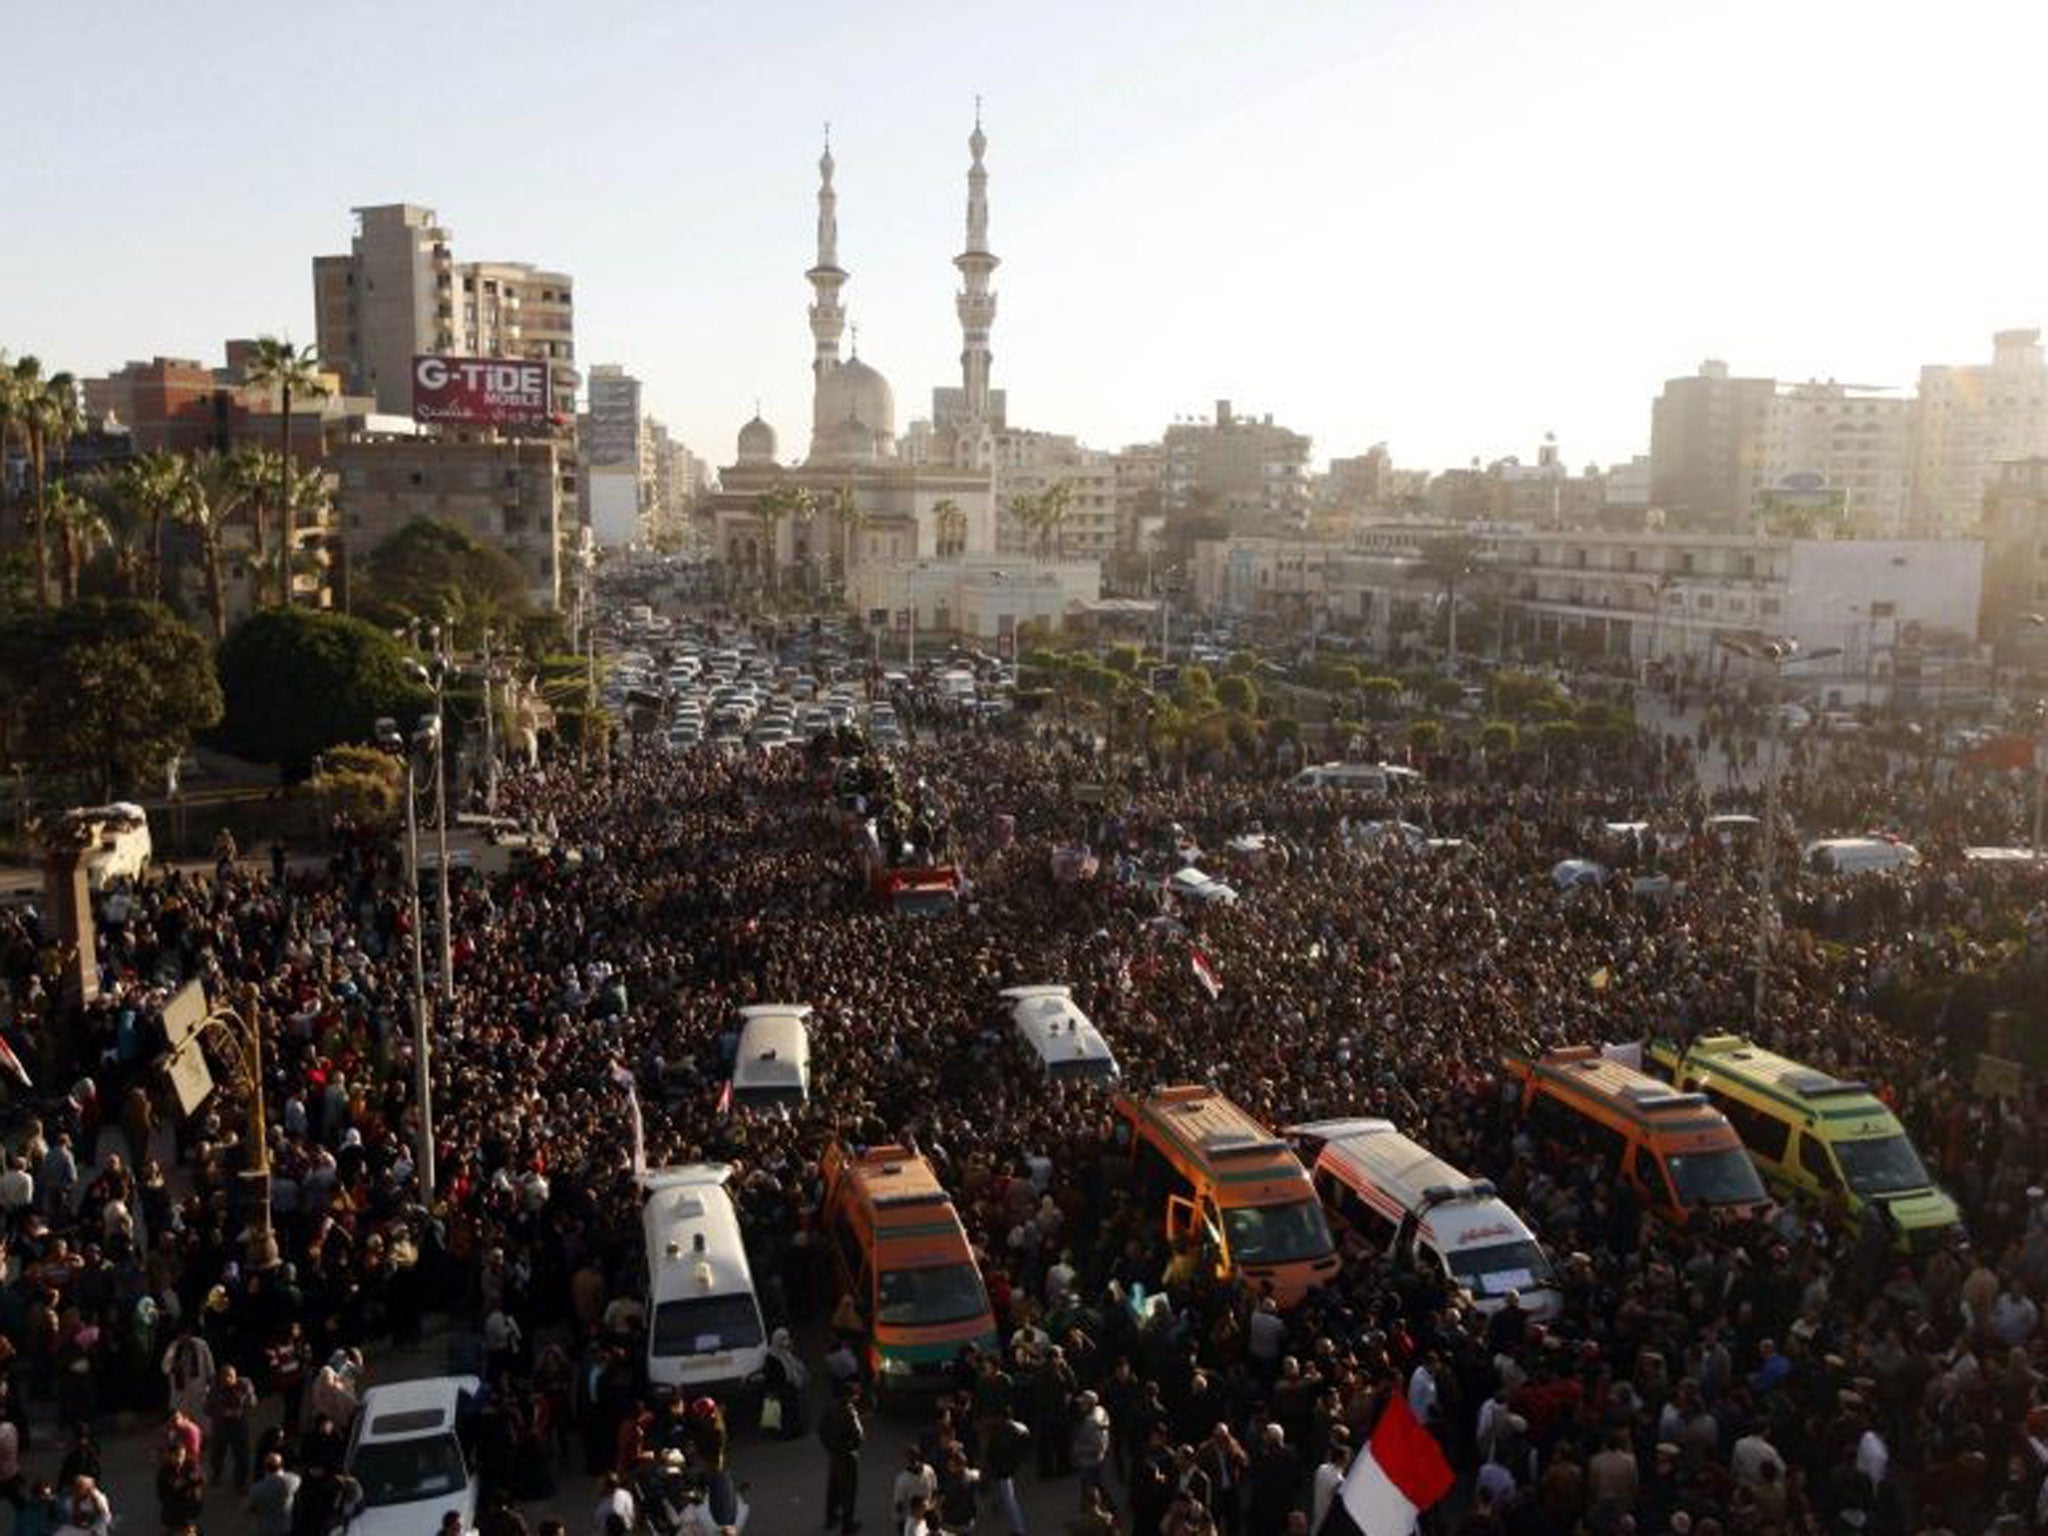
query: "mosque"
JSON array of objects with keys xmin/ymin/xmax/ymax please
[{"xmin": 711, "ymin": 114, "xmax": 1006, "ymax": 589}]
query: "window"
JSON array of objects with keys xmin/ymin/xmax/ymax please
[
  {"xmin": 1703, "ymin": 1087, "xmax": 1789, "ymax": 1161},
  {"xmin": 1797, "ymin": 1134, "xmax": 1843, "ymax": 1195}
]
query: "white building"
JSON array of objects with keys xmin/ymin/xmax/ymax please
[
  {"xmin": 850, "ymin": 555, "xmax": 1100, "ymax": 644},
  {"xmin": 1193, "ymin": 527, "xmax": 1983, "ymax": 696},
  {"xmin": 587, "ymin": 464, "xmax": 641, "ymax": 549},
  {"xmin": 1912, "ymin": 329, "xmax": 2048, "ymax": 536},
  {"xmin": 1761, "ymin": 382, "xmax": 1915, "ymax": 534}
]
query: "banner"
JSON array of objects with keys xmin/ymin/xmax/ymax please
[{"xmin": 412, "ymin": 355, "xmax": 552, "ymax": 429}]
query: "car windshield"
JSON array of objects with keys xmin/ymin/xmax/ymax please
[
  {"xmin": 893, "ymin": 889, "xmax": 958, "ymax": 917},
  {"xmin": 1222, "ymin": 1199, "xmax": 1334, "ymax": 1266},
  {"xmin": 350, "ymin": 1433, "xmax": 468, "ymax": 1509},
  {"xmin": 1663, "ymin": 1147, "xmax": 1769, "ymax": 1208},
  {"xmin": 1834, "ymin": 1134, "xmax": 1933, "ymax": 1197},
  {"xmin": 1445, "ymin": 1238, "xmax": 1554, "ymax": 1296},
  {"xmin": 1049, "ymin": 1057, "xmax": 1119, "ymax": 1084},
  {"xmin": 877, "ymin": 1262, "xmax": 990, "ymax": 1328},
  {"xmin": 651, "ymin": 1293, "xmax": 766, "ymax": 1357}
]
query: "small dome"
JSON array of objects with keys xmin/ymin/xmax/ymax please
[{"xmin": 736, "ymin": 414, "xmax": 777, "ymax": 465}]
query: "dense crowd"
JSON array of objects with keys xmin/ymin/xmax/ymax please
[{"xmin": 0, "ymin": 674, "xmax": 2046, "ymax": 1536}]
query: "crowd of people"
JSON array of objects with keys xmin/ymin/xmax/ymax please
[{"xmin": 0, "ymin": 650, "xmax": 2044, "ymax": 1536}]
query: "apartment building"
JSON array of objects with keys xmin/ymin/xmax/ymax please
[
  {"xmin": 334, "ymin": 434, "xmax": 565, "ymax": 609},
  {"xmin": 989, "ymin": 430, "xmax": 1118, "ymax": 563},
  {"xmin": 1161, "ymin": 399, "xmax": 1311, "ymax": 531},
  {"xmin": 1912, "ymin": 329, "xmax": 2048, "ymax": 537}
]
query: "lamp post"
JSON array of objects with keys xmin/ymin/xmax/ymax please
[
  {"xmin": 380, "ymin": 717, "xmax": 437, "ymax": 1206},
  {"xmin": 2026, "ymin": 616, "xmax": 2048, "ymax": 857},
  {"xmin": 1717, "ymin": 635, "xmax": 1841, "ymax": 1024},
  {"xmin": 202, "ymin": 983, "xmax": 278, "ymax": 1269},
  {"xmin": 407, "ymin": 638, "xmax": 456, "ymax": 1000}
]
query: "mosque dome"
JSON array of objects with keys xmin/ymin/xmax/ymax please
[
  {"xmin": 828, "ymin": 413, "xmax": 881, "ymax": 465},
  {"xmin": 736, "ymin": 413, "xmax": 778, "ymax": 465},
  {"xmin": 817, "ymin": 354, "xmax": 895, "ymax": 443}
]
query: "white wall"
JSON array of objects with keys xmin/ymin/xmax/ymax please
[{"xmin": 588, "ymin": 467, "xmax": 640, "ymax": 549}]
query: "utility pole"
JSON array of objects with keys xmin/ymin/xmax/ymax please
[
  {"xmin": 383, "ymin": 717, "xmax": 436, "ymax": 1208},
  {"xmin": 480, "ymin": 628, "xmax": 498, "ymax": 813}
]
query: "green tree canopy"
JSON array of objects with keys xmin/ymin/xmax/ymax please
[
  {"xmin": 1216, "ymin": 673, "xmax": 1259, "ymax": 716},
  {"xmin": 356, "ymin": 518, "xmax": 531, "ymax": 638},
  {"xmin": 0, "ymin": 599, "xmax": 221, "ymax": 798},
  {"xmin": 215, "ymin": 608, "xmax": 429, "ymax": 778}
]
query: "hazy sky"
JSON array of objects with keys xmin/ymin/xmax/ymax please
[{"xmin": 7, "ymin": 0, "xmax": 2045, "ymax": 474}]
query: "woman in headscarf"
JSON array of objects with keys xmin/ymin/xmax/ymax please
[{"xmin": 760, "ymin": 1325, "xmax": 808, "ymax": 1440}]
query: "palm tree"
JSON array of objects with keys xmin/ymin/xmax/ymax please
[
  {"xmin": 131, "ymin": 452, "xmax": 199, "ymax": 603},
  {"xmin": 932, "ymin": 498, "xmax": 967, "ymax": 561},
  {"xmin": 45, "ymin": 483, "xmax": 103, "ymax": 605},
  {"xmin": 241, "ymin": 337, "xmax": 330, "ymax": 606},
  {"xmin": 749, "ymin": 484, "xmax": 812, "ymax": 594},
  {"xmin": 226, "ymin": 445, "xmax": 282, "ymax": 605},
  {"xmin": 186, "ymin": 452, "xmax": 251, "ymax": 639},
  {"xmin": 76, "ymin": 466, "xmax": 150, "ymax": 596},
  {"xmin": 11, "ymin": 358, "xmax": 81, "ymax": 608},
  {"xmin": 1415, "ymin": 533, "xmax": 1487, "ymax": 673}
]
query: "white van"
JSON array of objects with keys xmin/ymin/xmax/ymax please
[
  {"xmin": 1000, "ymin": 985, "xmax": 1120, "ymax": 1084},
  {"xmin": 731, "ymin": 1004, "xmax": 813, "ymax": 1110},
  {"xmin": 642, "ymin": 1165, "xmax": 768, "ymax": 1396},
  {"xmin": 74, "ymin": 803, "xmax": 151, "ymax": 891},
  {"xmin": 344, "ymin": 1376, "xmax": 481, "ymax": 1536},
  {"xmin": 1286, "ymin": 1118, "xmax": 1562, "ymax": 1321},
  {"xmin": 1804, "ymin": 836, "xmax": 1920, "ymax": 876},
  {"xmin": 1292, "ymin": 762, "xmax": 1424, "ymax": 797}
]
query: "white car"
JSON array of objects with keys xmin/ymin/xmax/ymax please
[
  {"xmin": 77, "ymin": 803, "xmax": 152, "ymax": 891},
  {"xmin": 345, "ymin": 1377, "xmax": 479, "ymax": 1536},
  {"xmin": 1167, "ymin": 867, "xmax": 1239, "ymax": 905}
]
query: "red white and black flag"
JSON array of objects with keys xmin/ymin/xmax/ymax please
[
  {"xmin": 1189, "ymin": 946, "xmax": 1222, "ymax": 1000},
  {"xmin": 1320, "ymin": 1394, "xmax": 1453, "ymax": 1535}
]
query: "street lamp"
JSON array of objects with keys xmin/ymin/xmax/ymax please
[
  {"xmin": 198, "ymin": 983, "xmax": 279, "ymax": 1269},
  {"xmin": 1716, "ymin": 634, "xmax": 1841, "ymax": 1025},
  {"xmin": 2025, "ymin": 615, "xmax": 2048, "ymax": 855},
  {"xmin": 406, "ymin": 642, "xmax": 456, "ymax": 999},
  {"xmin": 378, "ymin": 715, "xmax": 440, "ymax": 1207}
]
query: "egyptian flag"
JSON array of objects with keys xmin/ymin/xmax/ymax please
[
  {"xmin": 1190, "ymin": 946, "xmax": 1222, "ymax": 1000},
  {"xmin": 609, "ymin": 1061, "xmax": 646, "ymax": 1183},
  {"xmin": 1321, "ymin": 1394, "xmax": 1453, "ymax": 1535}
]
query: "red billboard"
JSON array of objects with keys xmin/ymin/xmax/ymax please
[{"xmin": 411, "ymin": 355, "xmax": 553, "ymax": 428}]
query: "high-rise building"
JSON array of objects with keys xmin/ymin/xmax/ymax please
[
  {"xmin": 583, "ymin": 365, "xmax": 644, "ymax": 470},
  {"xmin": 1759, "ymin": 381, "xmax": 1914, "ymax": 535},
  {"xmin": 1979, "ymin": 456, "xmax": 2048, "ymax": 659},
  {"xmin": 313, "ymin": 204, "xmax": 577, "ymax": 422},
  {"xmin": 1911, "ymin": 330, "xmax": 2048, "ymax": 536},
  {"xmin": 458, "ymin": 260, "xmax": 577, "ymax": 416},
  {"xmin": 1648, "ymin": 360, "xmax": 1776, "ymax": 530},
  {"xmin": 989, "ymin": 431, "xmax": 1117, "ymax": 563},
  {"xmin": 1161, "ymin": 400, "xmax": 1311, "ymax": 531},
  {"xmin": 312, "ymin": 205, "xmax": 456, "ymax": 413}
]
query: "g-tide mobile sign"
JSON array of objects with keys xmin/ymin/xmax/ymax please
[{"xmin": 411, "ymin": 355, "xmax": 552, "ymax": 428}]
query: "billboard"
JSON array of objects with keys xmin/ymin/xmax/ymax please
[{"xmin": 412, "ymin": 355, "xmax": 552, "ymax": 428}]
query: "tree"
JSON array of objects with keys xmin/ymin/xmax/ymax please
[
  {"xmin": 1008, "ymin": 481, "xmax": 1076, "ymax": 560},
  {"xmin": 1217, "ymin": 673, "xmax": 1259, "ymax": 716},
  {"xmin": 310, "ymin": 743, "xmax": 404, "ymax": 826},
  {"xmin": 748, "ymin": 485, "xmax": 813, "ymax": 593},
  {"xmin": 45, "ymin": 483, "xmax": 101, "ymax": 605},
  {"xmin": 215, "ymin": 608, "xmax": 430, "ymax": 778},
  {"xmin": 241, "ymin": 337, "xmax": 330, "ymax": 605},
  {"xmin": 1488, "ymin": 670, "xmax": 1565, "ymax": 722},
  {"xmin": 357, "ymin": 518, "xmax": 531, "ymax": 640},
  {"xmin": 183, "ymin": 452, "xmax": 251, "ymax": 640},
  {"xmin": 1480, "ymin": 719, "xmax": 1520, "ymax": 755},
  {"xmin": 1407, "ymin": 717, "xmax": 1445, "ymax": 753},
  {"xmin": 74, "ymin": 467, "xmax": 146, "ymax": 596},
  {"xmin": 1415, "ymin": 533, "xmax": 1487, "ymax": 673},
  {"xmin": 0, "ymin": 599, "xmax": 222, "ymax": 799},
  {"xmin": 226, "ymin": 445, "xmax": 282, "ymax": 606},
  {"xmin": 8, "ymin": 358, "xmax": 81, "ymax": 609}
]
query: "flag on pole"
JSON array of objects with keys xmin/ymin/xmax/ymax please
[
  {"xmin": 1190, "ymin": 946, "xmax": 1222, "ymax": 1000},
  {"xmin": 0, "ymin": 1034, "xmax": 32, "ymax": 1090},
  {"xmin": 609, "ymin": 1061, "xmax": 647, "ymax": 1183},
  {"xmin": 1321, "ymin": 1393, "xmax": 1453, "ymax": 1535},
  {"xmin": 715, "ymin": 1078, "xmax": 734, "ymax": 1117}
]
